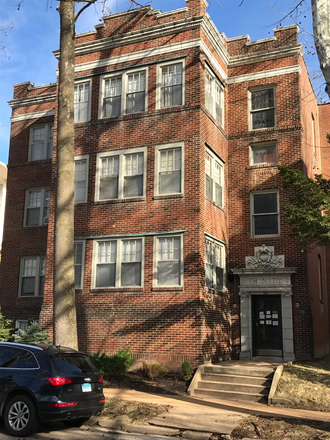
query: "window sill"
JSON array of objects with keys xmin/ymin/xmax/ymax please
[
  {"xmin": 18, "ymin": 296, "xmax": 43, "ymax": 299},
  {"xmin": 153, "ymin": 194, "xmax": 184, "ymax": 200},
  {"xmin": 23, "ymin": 225, "xmax": 48, "ymax": 229},
  {"xmin": 28, "ymin": 159, "xmax": 52, "ymax": 164},
  {"xmin": 246, "ymin": 164, "xmax": 278, "ymax": 170},
  {"xmin": 151, "ymin": 287, "xmax": 183, "ymax": 291},
  {"xmin": 205, "ymin": 196, "xmax": 225, "ymax": 211},
  {"xmin": 91, "ymin": 287, "xmax": 144, "ymax": 293},
  {"xmin": 251, "ymin": 235, "xmax": 280, "ymax": 240},
  {"xmin": 249, "ymin": 126, "xmax": 276, "ymax": 132},
  {"xmin": 95, "ymin": 197, "xmax": 146, "ymax": 205}
]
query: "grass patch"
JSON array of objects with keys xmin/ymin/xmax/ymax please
[
  {"xmin": 274, "ymin": 356, "xmax": 330, "ymax": 411},
  {"xmin": 100, "ymin": 398, "xmax": 171, "ymax": 425}
]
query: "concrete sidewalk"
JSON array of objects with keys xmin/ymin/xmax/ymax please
[{"xmin": 96, "ymin": 387, "xmax": 330, "ymax": 438}]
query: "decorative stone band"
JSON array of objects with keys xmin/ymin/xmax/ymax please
[{"xmin": 10, "ymin": 109, "xmax": 55, "ymax": 123}]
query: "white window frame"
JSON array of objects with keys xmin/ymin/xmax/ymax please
[
  {"xmin": 156, "ymin": 60, "xmax": 185, "ymax": 110},
  {"xmin": 29, "ymin": 124, "xmax": 53, "ymax": 161},
  {"xmin": 251, "ymin": 190, "xmax": 280, "ymax": 238},
  {"xmin": 15, "ymin": 320, "xmax": 28, "ymax": 333},
  {"xmin": 95, "ymin": 147, "xmax": 147, "ymax": 201},
  {"xmin": 74, "ymin": 240, "xmax": 85, "ymax": 289},
  {"xmin": 19, "ymin": 256, "xmax": 46, "ymax": 297},
  {"xmin": 92, "ymin": 237, "xmax": 145, "ymax": 289},
  {"xmin": 205, "ymin": 66, "xmax": 224, "ymax": 126},
  {"xmin": 153, "ymin": 234, "xmax": 184, "ymax": 287},
  {"xmin": 205, "ymin": 237, "xmax": 225, "ymax": 290},
  {"xmin": 249, "ymin": 86, "xmax": 276, "ymax": 131},
  {"xmin": 249, "ymin": 142, "xmax": 278, "ymax": 166},
  {"xmin": 74, "ymin": 79, "xmax": 92, "ymax": 123},
  {"xmin": 154, "ymin": 142, "xmax": 184, "ymax": 196},
  {"xmin": 24, "ymin": 188, "xmax": 50, "ymax": 227},
  {"xmin": 74, "ymin": 155, "xmax": 89, "ymax": 204},
  {"xmin": 99, "ymin": 67, "xmax": 148, "ymax": 118},
  {"xmin": 205, "ymin": 148, "xmax": 224, "ymax": 207}
]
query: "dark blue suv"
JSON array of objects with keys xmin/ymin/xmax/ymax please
[{"xmin": 0, "ymin": 342, "xmax": 105, "ymax": 436}]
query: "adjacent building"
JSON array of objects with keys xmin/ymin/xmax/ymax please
[{"xmin": 2, "ymin": 0, "xmax": 330, "ymax": 363}]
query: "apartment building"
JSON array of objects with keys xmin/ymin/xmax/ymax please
[{"xmin": 2, "ymin": 0, "xmax": 330, "ymax": 364}]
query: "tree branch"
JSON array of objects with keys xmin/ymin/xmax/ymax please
[{"xmin": 75, "ymin": 0, "xmax": 97, "ymax": 23}]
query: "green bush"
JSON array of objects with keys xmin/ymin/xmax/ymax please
[
  {"xmin": 182, "ymin": 360, "xmax": 194, "ymax": 380},
  {"xmin": 89, "ymin": 349, "xmax": 135, "ymax": 379},
  {"xmin": 0, "ymin": 307, "xmax": 13, "ymax": 341},
  {"xmin": 142, "ymin": 361, "xmax": 168, "ymax": 380},
  {"xmin": 14, "ymin": 321, "xmax": 50, "ymax": 344}
]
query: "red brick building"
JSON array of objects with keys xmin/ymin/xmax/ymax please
[{"xmin": 2, "ymin": 0, "xmax": 330, "ymax": 364}]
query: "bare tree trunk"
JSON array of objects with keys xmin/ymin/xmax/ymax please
[
  {"xmin": 312, "ymin": 0, "xmax": 330, "ymax": 99},
  {"xmin": 54, "ymin": 0, "xmax": 78, "ymax": 349}
]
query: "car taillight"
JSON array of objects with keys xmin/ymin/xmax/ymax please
[
  {"xmin": 48, "ymin": 402, "xmax": 77, "ymax": 407},
  {"xmin": 98, "ymin": 376, "xmax": 103, "ymax": 383},
  {"xmin": 100, "ymin": 399, "xmax": 105, "ymax": 403},
  {"xmin": 46, "ymin": 377, "xmax": 74, "ymax": 387}
]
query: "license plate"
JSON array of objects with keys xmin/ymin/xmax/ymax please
[{"xmin": 82, "ymin": 383, "xmax": 92, "ymax": 392}]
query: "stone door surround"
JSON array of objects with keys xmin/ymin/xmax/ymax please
[{"xmin": 231, "ymin": 245, "xmax": 296, "ymax": 362}]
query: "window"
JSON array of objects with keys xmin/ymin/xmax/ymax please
[
  {"xmin": 250, "ymin": 87, "xmax": 275, "ymax": 130},
  {"xmin": 74, "ymin": 80, "xmax": 91, "ymax": 123},
  {"xmin": 15, "ymin": 320, "xmax": 28, "ymax": 333},
  {"xmin": 74, "ymin": 241, "xmax": 85, "ymax": 289},
  {"xmin": 157, "ymin": 61, "xmax": 184, "ymax": 109},
  {"xmin": 0, "ymin": 347, "xmax": 22, "ymax": 368},
  {"xmin": 205, "ymin": 237, "xmax": 225, "ymax": 290},
  {"xmin": 19, "ymin": 257, "xmax": 46, "ymax": 297},
  {"xmin": 100, "ymin": 69, "xmax": 147, "ymax": 118},
  {"xmin": 155, "ymin": 143, "xmax": 183, "ymax": 195},
  {"xmin": 205, "ymin": 68, "xmax": 224, "ymax": 125},
  {"xmin": 95, "ymin": 148, "xmax": 146, "ymax": 201},
  {"xmin": 74, "ymin": 156, "xmax": 88, "ymax": 203},
  {"xmin": 250, "ymin": 143, "xmax": 277, "ymax": 165},
  {"xmin": 29, "ymin": 124, "xmax": 53, "ymax": 161},
  {"xmin": 251, "ymin": 191, "xmax": 279, "ymax": 237},
  {"xmin": 154, "ymin": 235, "xmax": 183, "ymax": 287},
  {"xmin": 205, "ymin": 148, "xmax": 224, "ymax": 207},
  {"xmin": 24, "ymin": 188, "xmax": 50, "ymax": 226},
  {"xmin": 93, "ymin": 238, "xmax": 144, "ymax": 288}
]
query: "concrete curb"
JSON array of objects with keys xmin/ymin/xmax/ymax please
[
  {"xmin": 88, "ymin": 416, "xmax": 219, "ymax": 439},
  {"xmin": 268, "ymin": 364, "xmax": 283, "ymax": 405}
]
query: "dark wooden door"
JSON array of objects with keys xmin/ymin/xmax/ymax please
[{"xmin": 252, "ymin": 295, "xmax": 283, "ymax": 357}]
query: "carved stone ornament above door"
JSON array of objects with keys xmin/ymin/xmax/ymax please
[{"xmin": 245, "ymin": 245, "xmax": 284, "ymax": 269}]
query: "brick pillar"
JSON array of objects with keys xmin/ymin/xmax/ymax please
[{"xmin": 185, "ymin": 0, "xmax": 208, "ymax": 16}]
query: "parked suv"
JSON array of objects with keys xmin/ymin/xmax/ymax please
[{"xmin": 0, "ymin": 342, "xmax": 105, "ymax": 436}]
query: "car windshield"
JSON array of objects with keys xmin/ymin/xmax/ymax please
[{"xmin": 51, "ymin": 354, "xmax": 98, "ymax": 374}]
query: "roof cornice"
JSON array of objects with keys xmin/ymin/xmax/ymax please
[
  {"xmin": 201, "ymin": 15, "xmax": 229, "ymax": 65},
  {"xmin": 53, "ymin": 15, "xmax": 205, "ymax": 59},
  {"xmin": 8, "ymin": 93, "xmax": 56, "ymax": 109},
  {"xmin": 228, "ymin": 44, "xmax": 304, "ymax": 68}
]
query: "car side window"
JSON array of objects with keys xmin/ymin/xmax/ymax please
[
  {"xmin": 21, "ymin": 350, "xmax": 38, "ymax": 369},
  {"xmin": 0, "ymin": 347, "xmax": 22, "ymax": 368}
]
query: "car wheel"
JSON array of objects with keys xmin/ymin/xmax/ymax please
[
  {"xmin": 4, "ymin": 395, "xmax": 39, "ymax": 437},
  {"xmin": 63, "ymin": 416, "xmax": 90, "ymax": 428}
]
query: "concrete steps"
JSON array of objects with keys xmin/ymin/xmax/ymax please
[{"xmin": 188, "ymin": 364, "xmax": 276, "ymax": 403}]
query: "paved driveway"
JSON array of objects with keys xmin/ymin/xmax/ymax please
[{"xmin": 0, "ymin": 420, "xmax": 180, "ymax": 440}]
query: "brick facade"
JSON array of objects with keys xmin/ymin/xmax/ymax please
[{"xmin": 2, "ymin": 0, "xmax": 329, "ymax": 365}]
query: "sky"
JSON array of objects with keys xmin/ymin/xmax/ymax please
[{"xmin": 0, "ymin": 0, "xmax": 326, "ymax": 165}]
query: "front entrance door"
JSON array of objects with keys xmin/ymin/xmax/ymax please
[{"xmin": 252, "ymin": 295, "xmax": 283, "ymax": 357}]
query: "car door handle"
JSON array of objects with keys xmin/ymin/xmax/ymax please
[{"xmin": 4, "ymin": 376, "xmax": 14, "ymax": 382}]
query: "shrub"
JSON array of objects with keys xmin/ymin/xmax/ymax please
[
  {"xmin": 0, "ymin": 307, "xmax": 13, "ymax": 341},
  {"xmin": 182, "ymin": 360, "xmax": 194, "ymax": 380},
  {"xmin": 89, "ymin": 349, "xmax": 135, "ymax": 380},
  {"xmin": 142, "ymin": 361, "xmax": 168, "ymax": 380},
  {"xmin": 14, "ymin": 321, "xmax": 50, "ymax": 344}
]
